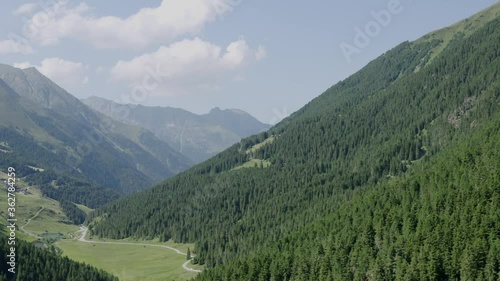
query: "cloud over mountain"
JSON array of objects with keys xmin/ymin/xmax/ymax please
[
  {"xmin": 14, "ymin": 58, "xmax": 89, "ymax": 92},
  {"xmin": 110, "ymin": 38, "xmax": 265, "ymax": 96}
]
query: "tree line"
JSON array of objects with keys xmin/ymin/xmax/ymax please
[{"xmin": 87, "ymin": 15, "xmax": 500, "ymax": 280}]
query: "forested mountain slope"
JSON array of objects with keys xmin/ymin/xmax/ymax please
[
  {"xmin": 88, "ymin": 4, "xmax": 500, "ymax": 280},
  {"xmin": 0, "ymin": 65, "xmax": 192, "ymax": 194},
  {"xmin": 82, "ymin": 96, "xmax": 270, "ymax": 163}
]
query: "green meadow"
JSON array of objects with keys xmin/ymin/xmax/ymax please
[
  {"xmin": 57, "ymin": 238, "xmax": 200, "ymax": 281},
  {"xmin": 0, "ymin": 173, "xmax": 201, "ymax": 280},
  {"xmin": 0, "ymin": 173, "xmax": 79, "ymax": 241}
]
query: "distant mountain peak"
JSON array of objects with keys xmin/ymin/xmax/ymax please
[
  {"xmin": 204, "ymin": 105, "xmax": 257, "ymax": 117},
  {"xmin": 228, "ymin": 109, "xmax": 247, "ymax": 114},
  {"xmin": 0, "ymin": 63, "xmax": 85, "ymax": 114},
  {"xmin": 83, "ymin": 96, "xmax": 271, "ymax": 163},
  {"xmin": 22, "ymin": 66, "xmax": 41, "ymax": 73},
  {"xmin": 0, "ymin": 65, "xmax": 192, "ymax": 194}
]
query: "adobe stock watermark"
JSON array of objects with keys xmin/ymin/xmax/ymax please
[
  {"xmin": 269, "ymin": 106, "xmax": 290, "ymax": 125},
  {"xmin": 339, "ymin": 0, "xmax": 409, "ymax": 63},
  {"xmin": 65, "ymin": 62, "xmax": 169, "ymax": 168},
  {"xmin": 6, "ymin": 167, "xmax": 17, "ymax": 276},
  {"xmin": 212, "ymin": 0, "xmax": 243, "ymax": 19},
  {"xmin": 8, "ymin": 0, "xmax": 69, "ymax": 54}
]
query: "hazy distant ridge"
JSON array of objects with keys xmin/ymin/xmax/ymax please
[{"xmin": 82, "ymin": 96, "xmax": 270, "ymax": 163}]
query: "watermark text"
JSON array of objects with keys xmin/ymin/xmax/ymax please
[
  {"xmin": 6, "ymin": 167, "xmax": 17, "ymax": 274},
  {"xmin": 340, "ymin": 0, "xmax": 408, "ymax": 63}
]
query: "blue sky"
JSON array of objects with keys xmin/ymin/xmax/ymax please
[{"xmin": 0, "ymin": 0, "xmax": 497, "ymax": 124}]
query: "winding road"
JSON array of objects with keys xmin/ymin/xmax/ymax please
[
  {"xmin": 77, "ymin": 226, "xmax": 203, "ymax": 273},
  {"xmin": 20, "ymin": 207, "xmax": 45, "ymax": 238}
]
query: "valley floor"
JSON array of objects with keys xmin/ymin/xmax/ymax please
[
  {"xmin": 55, "ymin": 226, "xmax": 203, "ymax": 281},
  {"xmin": 0, "ymin": 180, "xmax": 202, "ymax": 281}
]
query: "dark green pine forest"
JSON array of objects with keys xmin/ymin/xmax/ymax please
[
  {"xmin": 86, "ymin": 8, "xmax": 500, "ymax": 281},
  {"xmin": 0, "ymin": 235, "xmax": 118, "ymax": 281},
  {"xmin": 0, "ymin": 144, "xmax": 120, "ymax": 223}
]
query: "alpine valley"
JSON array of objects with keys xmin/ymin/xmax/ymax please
[
  {"xmin": 0, "ymin": 63, "xmax": 268, "ymax": 281},
  {"xmin": 1, "ymin": 2, "xmax": 500, "ymax": 281},
  {"xmin": 0, "ymin": 63, "xmax": 193, "ymax": 195},
  {"xmin": 88, "ymin": 3, "xmax": 500, "ymax": 281},
  {"xmin": 82, "ymin": 96, "xmax": 270, "ymax": 163}
]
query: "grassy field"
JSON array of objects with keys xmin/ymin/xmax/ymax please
[
  {"xmin": 1, "ymin": 170, "xmax": 202, "ymax": 280},
  {"xmin": 230, "ymin": 135, "xmax": 275, "ymax": 170},
  {"xmin": 245, "ymin": 136, "xmax": 275, "ymax": 154},
  {"xmin": 57, "ymin": 238, "xmax": 200, "ymax": 281},
  {"xmin": 76, "ymin": 203, "xmax": 94, "ymax": 215},
  {"xmin": 232, "ymin": 159, "xmax": 271, "ymax": 171},
  {"xmin": 0, "ymin": 171, "xmax": 78, "ymax": 241},
  {"xmin": 417, "ymin": 2, "xmax": 500, "ymax": 65}
]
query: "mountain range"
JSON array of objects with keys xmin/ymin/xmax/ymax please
[
  {"xmin": 82, "ymin": 96, "xmax": 270, "ymax": 163},
  {"xmin": 0, "ymin": 64, "xmax": 269, "ymax": 196},
  {"xmin": 86, "ymin": 3, "xmax": 500, "ymax": 280},
  {"xmin": 1, "ymin": 3, "xmax": 500, "ymax": 281},
  {"xmin": 0, "ymin": 64, "xmax": 194, "ymax": 195}
]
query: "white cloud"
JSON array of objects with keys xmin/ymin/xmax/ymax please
[
  {"xmin": 12, "ymin": 62, "xmax": 34, "ymax": 69},
  {"xmin": 14, "ymin": 58, "xmax": 89, "ymax": 91},
  {"xmin": 27, "ymin": 0, "xmax": 231, "ymax": 49},
  {"xmin": 222, "ymin": 40, "xmax": 252, "ymax": 68},
  {"xmin": 13, "ymin": 3, "xmax": 39, "ymax": 16},
  {"xmin": 0, "ymin": 40, "xmax": 34, "ymax": 54},
  {"xmin": 110, "ymin": 38, "xmax": 265, "ymax": 96}
]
